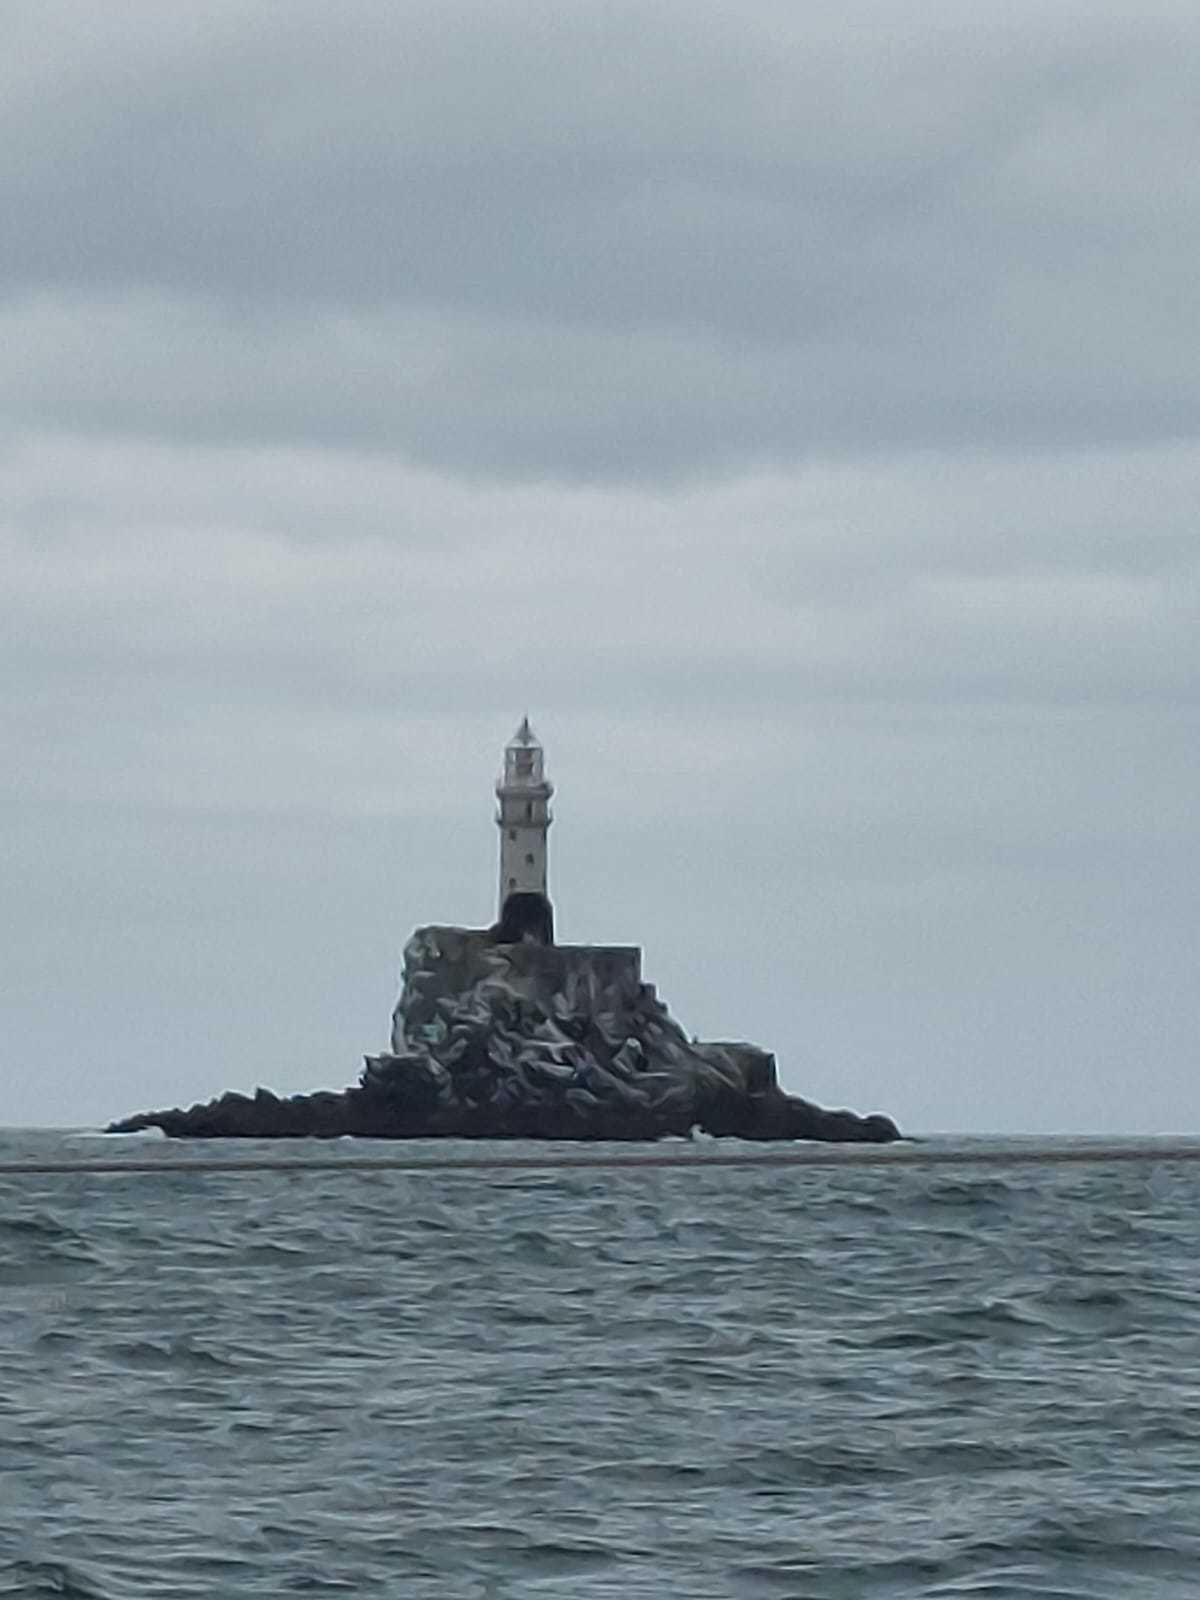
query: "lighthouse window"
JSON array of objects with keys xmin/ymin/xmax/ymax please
[
  {"xmin": 525, "ymin": 853, "xmax": 534, "ymax": 865},
  {"xmin": 508, "ymin": 829, "xmax": 517, "ymax": 842},
  {"xmin": 524, "ymin": 802, "xmax": 532, "ymax": 819}
]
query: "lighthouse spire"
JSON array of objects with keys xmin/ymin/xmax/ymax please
[{"xmin": 494, "ymin": 718, "xmax": 554, "ymax": 943}]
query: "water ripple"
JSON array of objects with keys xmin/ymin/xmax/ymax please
[{"xmin": 2, "ymin": 1133, "xmax": 1200, "ymax": 1597}]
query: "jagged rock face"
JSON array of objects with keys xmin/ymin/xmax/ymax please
[
  {"xmin": 353, "ymin": 926, "xmax": 895, "ymax": 1141},
  {"xmin": 361, "ymin": 925, "xmax": 770, "ymax": 1138},
  {"xmin": 107, "ymin": 925, "xmax": 901, "ymax": 1142}
]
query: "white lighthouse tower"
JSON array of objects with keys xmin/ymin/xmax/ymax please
[{"xmin": 495, "ymin": 717, "xmax": 554, "ymax": 943}]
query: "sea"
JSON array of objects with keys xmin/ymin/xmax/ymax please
[{"xmin": 2, "ymin": 1129, "xmax": 1199, "ymax": 1599}]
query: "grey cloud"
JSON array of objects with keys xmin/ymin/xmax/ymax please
[
  {"xmin": 4, "ymin": 285, "xmax": 1197, "ymax": 481},
  {"xmin": 3, "ymin": 439, "xmax": 1196, "ymax": 762},
  {"xmin": 4, "ymin": 2, "xmax": 1199, "ymax": 476},
  {"xmin": 3, "ymin": 436, "xmax": 1195, "ymax": 825}
]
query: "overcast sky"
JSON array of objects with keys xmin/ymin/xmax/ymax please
[{"xmin": 3, "ymin": 0, "xmax": 1197, "ymax": 1133}]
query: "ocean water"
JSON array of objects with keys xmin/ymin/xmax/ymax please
[{"xmin": 2, "ymin": 1131, "xmax": 1199, "ymax": 1598}]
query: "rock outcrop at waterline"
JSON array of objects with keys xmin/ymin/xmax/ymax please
[{"xmin": 108, "ymin": 925, "xmax": 900, "ymax": 1142}]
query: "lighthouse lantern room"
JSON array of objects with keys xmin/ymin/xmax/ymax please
[{"xmin": 494, "ymin": 717, "xmax": 555, "ymax": 943}]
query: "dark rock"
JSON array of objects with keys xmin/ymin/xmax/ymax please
[{"xmin": 108, "ymin": 924, "xmax": 900, "ymax": 1143}]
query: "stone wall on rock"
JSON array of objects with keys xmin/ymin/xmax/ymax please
[{"xmin": 390, "ymin": 926, "xmax": 644, "ymax": 1054}]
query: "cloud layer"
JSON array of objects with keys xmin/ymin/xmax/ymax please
[{"xmin": 5, "ymin": 1, "xmax": 1199, "ymax": 476}]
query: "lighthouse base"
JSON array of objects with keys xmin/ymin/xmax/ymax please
[{"xmin": 496, "ymin": 891, "xmax": 555, "ymax": 946}]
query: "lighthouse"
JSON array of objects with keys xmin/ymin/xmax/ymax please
[{"xmin": 494, "ymin": 717, "xmax": 555, "ymax": 944}]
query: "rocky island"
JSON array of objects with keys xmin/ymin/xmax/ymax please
[{"xmin": 109, "ymin": 721, "xmax": 899, "ymax": 1144}]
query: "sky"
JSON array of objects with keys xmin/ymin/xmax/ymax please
[{"xmin": 3, "ymin": 0, "xmax": 1197, "ymax": 1134}]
